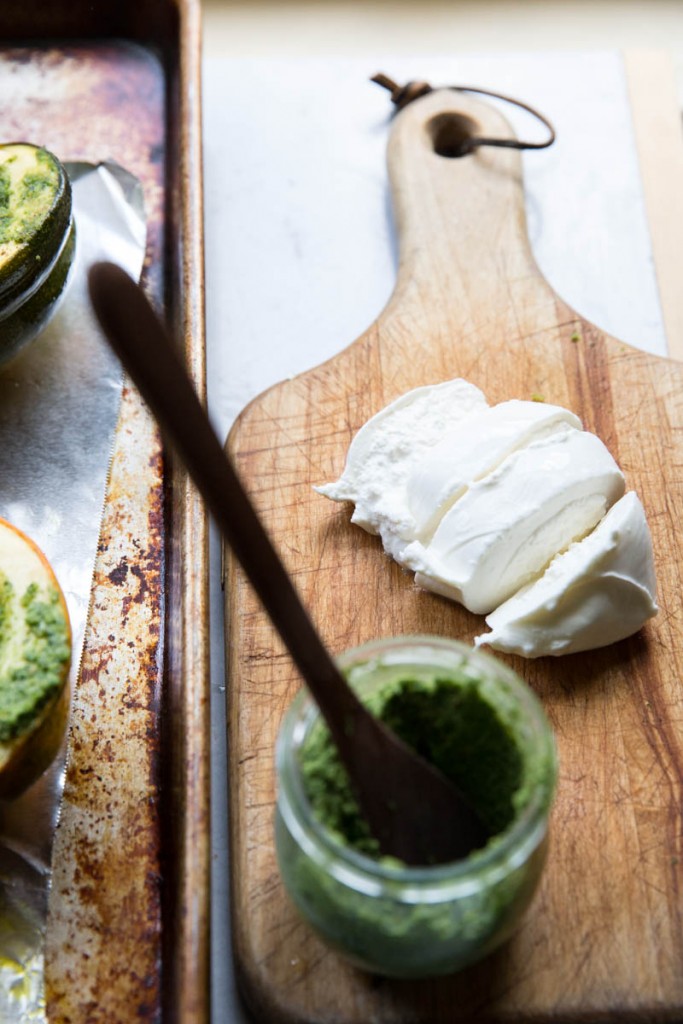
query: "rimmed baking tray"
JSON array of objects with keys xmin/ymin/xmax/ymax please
[{"xmin": 0, "ymin": 2, "xmax": 209, "ymax": 1020}]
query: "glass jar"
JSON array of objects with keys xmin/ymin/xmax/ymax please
[{"xmin": 275, "ymin": 635, "xmax": 557, "ymax": 978}]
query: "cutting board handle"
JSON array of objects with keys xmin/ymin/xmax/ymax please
[{"xmin": 385, "ymin": 89, "xmax": 547, "ymax": 328}]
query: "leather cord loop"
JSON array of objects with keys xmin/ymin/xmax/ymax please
[{"xmin": 372, "ymin": 73, "xmax": 556, "ymax": 152}]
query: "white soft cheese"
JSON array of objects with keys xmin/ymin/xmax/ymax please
[
  {"xmin": 411, "ymin": 428, "xmax": 625, "ymax": 614},
  {"xmin": 316, "ymin": 378, "xmax": 657, "ymax": 657},
  {"xmin": 315, "ymin": 378, "xmax": 487, "ymax": 560},
  {"xmin": 474, "ymin": 492, "xmax": 658, "ymax": 656},
  {"xmin": 408, "ymin": 400, "xmax": 583, "ymax": 540}
]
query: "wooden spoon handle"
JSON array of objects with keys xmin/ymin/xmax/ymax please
[
  {"xmin": 88, "ymin": 261, "xmax": 487, "ymax": 865},
  {"xmin": 87, "ymin": 263, "xmax": 355, "ymax": 717}
]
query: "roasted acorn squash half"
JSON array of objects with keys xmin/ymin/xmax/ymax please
[
  {"xmin": 0, "ymin": 142, "xmax": 75, "ymax": 367},
  {"xmin": 0, "ymin": 517, "xmax": 71, "ymax": 799}
]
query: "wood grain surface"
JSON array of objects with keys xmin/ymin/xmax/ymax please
[{"xmin": 225, "ymin": 89, "xmax": 683, "ymax": 1023}]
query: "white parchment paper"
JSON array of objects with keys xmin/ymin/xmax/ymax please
[{"xmin": 0, "ymin": 162, "xmax": 146, "ymax": 1022}]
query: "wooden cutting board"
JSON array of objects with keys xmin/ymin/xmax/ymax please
[{"xmin": 225, "ymin": 88, "xmax": 683, "ymax": 1023}]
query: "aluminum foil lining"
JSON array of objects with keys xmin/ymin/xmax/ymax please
[{"xmin": 0, "ymin": 161, "xmax": 146, "ymax": 1022}]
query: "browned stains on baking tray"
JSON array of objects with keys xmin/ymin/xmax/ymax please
[
  {"xmin": 0, "ymin": 42, "xmax": 167, "ymax": 299},
  {"xmin": 47, "ymin": 387, "xmax": 166, "ymax": 1023},
  {"xmin": 0, "ymin": 1, "xmax": 209, "ymax": 1017},
  {"xmin": 0, "ymin": 37, "xmax": 167, "ymax": 1023}
]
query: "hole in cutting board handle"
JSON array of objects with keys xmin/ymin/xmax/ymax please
[{"xmin": 428, "ymin": 112, "xmax": 478, "ymax": 158}]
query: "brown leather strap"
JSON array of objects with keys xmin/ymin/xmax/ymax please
[{"xmin": 372, "ymin": 72, "xmax": 556, "ymax": 152}]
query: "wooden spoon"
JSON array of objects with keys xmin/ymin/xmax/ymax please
[{"xmin": 87, "ymin": 260, "xmax": 487, "ymax": 865}]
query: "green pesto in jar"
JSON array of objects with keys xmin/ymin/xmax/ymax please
[
  {"xmin": 300, "ymin": 674, "xmax": 525, "ymax": 860},
  {"xmin": 0, "ymin": 577, "xmax": 70, "ymax": 742},
  {"xmin": 277, "ymin": 643, "xmax": 557, "ymax": 977}
]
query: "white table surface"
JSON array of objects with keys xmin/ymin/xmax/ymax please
[{"xmin": 202, "ymin": 52, "xmax": 666, "ymax": 1022}]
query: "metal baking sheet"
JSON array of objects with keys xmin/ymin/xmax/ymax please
[{"xmin": 0, "ymin": 2, "xmax": 209, "ymax": 1021}]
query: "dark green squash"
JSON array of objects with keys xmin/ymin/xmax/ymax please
[{"xmin": 0, "ymin": 143, "xmax": 74, "ymax": 366}]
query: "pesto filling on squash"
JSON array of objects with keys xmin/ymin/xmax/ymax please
[
  {"xmin": 0, "ymin": 146, "xmax": 61, "ymax": 265},
  {"xmin": 0, "ymin": 575, "xmax": 70, "ymax": 743}
]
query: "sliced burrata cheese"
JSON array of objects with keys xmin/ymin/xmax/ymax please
[
  {"xmin": 408, "ymin": 400, "xmax": 583, "ymax": 540},
  {"xmin": 314, "ymin": 378, "xmax": 487, "ymax": 559},
  {"xmin": 315, "ymin": 377, "xmax": 658, "ymax": 658},
  {"xmin": 411, "ymin": 428, "xmax": 625, "ymax": 614},
  {"xmin": 474, "ymin": 492, "xmax": 657, "ymax": 656}
]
